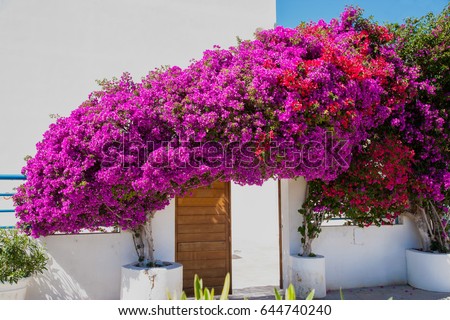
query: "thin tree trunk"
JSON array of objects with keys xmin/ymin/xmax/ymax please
[
  {"xmin": 428, "ymin": 201, "xmax": 449, "ymax": 252},
  {"xmin": 132, "ymin": 212, "xmax": 156, "ymax": 266},
  {"xmin": 302, "ymin": 237, "xmax": 313, "ymax": 257},
  {"xmin": 404, "ymin": 209, "xmax": 431, "ymax": 252},
  {"xmin": 301, "ymin": 183, "xmax": 312, "ymax": 257}
]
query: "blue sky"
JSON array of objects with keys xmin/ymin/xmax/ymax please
[{"xmin": 277, "ymin": 0, "xmax": 448, "ymax": 27}]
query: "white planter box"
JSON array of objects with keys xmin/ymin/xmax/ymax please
[
  {"xmin": 120, "ymin": 261, "xmax": 183, "ymax": 300},
  {"xmin": 289, "ymin": 254, "xmax": 326, "ymax": 298},
  {"xmin": 406, "ymin": 249, "xmax": 450, "ymax": 292},
  {"xmin": 0, "ymin": 278, "xmax": 30, "ymax": 300}
]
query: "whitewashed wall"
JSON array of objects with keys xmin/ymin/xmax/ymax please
[
  {"xmin": 280, "ymin": 178, "xmax": 422, "ymax": 291},
  {"xmin": 0, "ymin": 0, "xmax": 276, "ymax": 299},
  {"xmin": 0, "ymin": 0, "xmax": 276, "ymax": 173},
  {"xmin": 316, "ymin": 217, "xmax": 421, "ymax": 290},
  {"xmin": 27, "ymin": 203, "xmax": 174, "ymax": 299}
]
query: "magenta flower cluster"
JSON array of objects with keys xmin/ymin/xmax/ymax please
[{"xmin": 13, "ymin": 8, "xmax": 447, "ymax": 237}]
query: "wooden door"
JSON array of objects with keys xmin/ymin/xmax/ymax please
[{"xmin": 175, "ymin": 181, "xmax": 231, "ymax": 295}]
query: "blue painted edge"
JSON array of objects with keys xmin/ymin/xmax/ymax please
[
  {"xmin": 0, "ymin": 174, "xmax": 26, "ymax": 180},
  {"xmin": 0, "ymin": 193, "xmax": 15, "ymax": 197}
]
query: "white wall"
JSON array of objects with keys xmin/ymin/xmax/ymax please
[
  {"xmin": 27, "ymin": 233, "xmax": 135, "ymax": 299},
  {"xmin": 280, "ymin": 178, "xmax": 306, "ymax": 288},
  {"xmin": 316, "ymin": 217, "xmax": 421, "ymax": 290},
  {"xmin": 280, "ymin": 178, "xmax": 422, "ymax": 290},
  {"xmin": 26, "ymin": 200, "xmax": 174, "ymax": 299},
  {"xmin": 0, "ymin": 0, "xmax": 276, "ymax": 299},
  {"xmin": 0, "ymin": 0, "xmax": 276, "ymax": 173},
  {"xmin": 152, "ymin": 200, "xmax": 176, "ymax": 263}
]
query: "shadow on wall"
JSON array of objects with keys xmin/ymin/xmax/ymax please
[
  {"xmin": 28, "ymin": 255, "xmax": 89, "ymax": 299},
  {"xmin": 27, "ymin": 232, "xmax": 136, "ymax": 300}
]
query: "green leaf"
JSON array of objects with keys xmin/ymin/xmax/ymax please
[
  {"xmin": 274, "ymin": 287, "xmax": 282, "ymax": 300},
  {"xmin": 193, "ymin": 274, "xmax": 202, "ymax": 300},
  {"xmin": 286, "ymin": 284, "xmax": 297, "ymax": 300},
  {"xmin": 305, "ymin": 289, "xmax": 315, "ymax": 300},
  {"xmin": 219, "ymin": 273, "xmax": 230, "ymax": 300},
  {"xmin": 204, "ymin": 288, "xmax": 212, "ymax": 300}
]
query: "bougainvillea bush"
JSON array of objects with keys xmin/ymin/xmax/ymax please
[
  {"xmin": 303, "ymin": 5, "xmax": 450, "ymax": 255},
  {"xmin": 299, "ymin": 134, "xmax": 416, "ymax": 255},
  {"xmin": 14, "ymin": 7, "xmax": 447, "ymax": 261},
  {"xmin": 388, "ymin": 5, "xmax": 450, "ymax": 252}
]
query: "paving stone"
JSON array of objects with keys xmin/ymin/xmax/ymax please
[{"xmin": 228, "ymin": 285, "xmax": 450, "ymax": 300}]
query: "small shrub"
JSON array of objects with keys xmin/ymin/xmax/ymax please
[
  {"xmin": 0, "ymin": 229, "xmax": 48, "ymax": 284},
  {"xmin": 169, "ymin": 273, "xmax": 230, "ymax": 300},
  {"xmin": 274, "ymin": 284, "xmax": 314, "ymax": 300}
]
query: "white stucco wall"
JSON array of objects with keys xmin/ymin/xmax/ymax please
[
  {"xmin": 280, "ymin": 178, "xmax": 306, "ymax": 288},
  {"xmin": 26, "ymin": 202, "xmax": 174, "ymax": 299},
  {"xmin": 316, "ymin": 217, "xmax": 421, "ymax": 290},
  {"xmin": 27, "ymin": 232, "xmax": 136, "ymax": 299},
  {"xmin": 0, "ymin": 0, "xmax": 276, "ymax": 174},
  {"xmin": 280, "ymin": 178, "xmax": 422, "ymax": 291},
  {"xmin": 0, "ymin": 0, "xmax": 276, "ymax": 299}
]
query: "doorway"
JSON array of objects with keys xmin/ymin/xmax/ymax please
[
  {"xmin": 231, "ymin": 179, "xmax": 280, "ymax": 290},
  {"xmin": 175, "ymin": 181, "xmax": 231, "ymax": 295},
  {"xmin": 175, "ymin": 180, "xmax": 281, "ymax": 295}
]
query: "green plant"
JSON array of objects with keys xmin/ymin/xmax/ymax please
[
  {"xmin": 274, "ymin": 284, "xmax": 314, "ymax": 300},
  {"xmin": 169, "ymin": 273, "xmax": 230, "ymax": 300},
  {"xmin": 0, "ymin": 229, "xmax": 48, "ymax": 284},
  {"xmin": 297, "ymin": 182, "xmax": 331, "ymax": 257}
]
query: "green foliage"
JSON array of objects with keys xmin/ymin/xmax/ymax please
[
  {"xmin": 390, "ymin": 5, "xmax": 450, "ymax": 145},
  {"xmin": 274, "ymin": 284, "xmax": 297, "ymax": 300},
  {"xmin": 297, "ymin": 181, "xmax": 333, "ymax": 256},
  {"xmin": 305, "ymin": 289, "xmax": 315, "ymax": 300},
  {"xmin": 274, "ymin": 284, "xmax": 315, "ymax": 300},
  {"xmin": 170, "ymin": 273, "xmax": 230, "ymax": 300},
  {"xmin": 390, "ymin": 5, "xmax": 450, "ymax": 96},
  {"xmin": 0, "ymin": 229, "xmax": 48, "ymax": 284}
]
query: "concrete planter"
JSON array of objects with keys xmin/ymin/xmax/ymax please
[
  {"xmin": 289, "ymin": 254, "xmax": 326, "ymax": 298},
  {"xmin": 0, "ymin": 278, "xmax": 30, "ymax": 300},
  {"xmin": 120, "ymin": 261, "xmax": 183, "ymax": 300},
  {"xmin": 406, "ymin": 249, "xmax": 450, "ymax": 292}
]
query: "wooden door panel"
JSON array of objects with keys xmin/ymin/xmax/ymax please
[
  {"xmin": 177, "ymin": 215, "xmax": 227, "ymax": 225},
  {"xmin": 177, "ymin": 233, "xmax": 227, "ymax": 242},
  {"xmin": 176, "ymin": 181, "xmax": 231, "ymax": 295},
  {"xmin": 176, "ymin": 197, "xmax": 226, "ymax": 207},
  {"xmin": 183, "ymin": 268, "xmax": 228, "ymax": 280},
  {"xmin": 177, "ymin": 206, "xmax": 227, "ymax": 215},
  {"xmin": 177, "ymin": 251, "xmax": 228, "ymax": 261},
  {"xmin": 177, "ymin": 224, "xmax": 226, "ymax": 234}
]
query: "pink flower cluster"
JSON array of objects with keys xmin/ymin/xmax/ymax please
[{"xmin": 13, "ymin": 8, "xmax": 442, "ymax": 237}]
